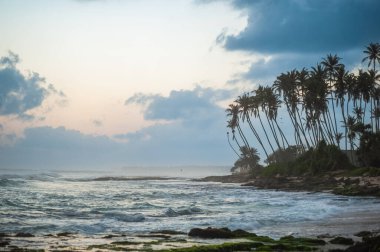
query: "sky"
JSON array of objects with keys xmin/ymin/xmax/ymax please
[{"xmin": 0, "ymin": 0, "xmax": 379, "ymax": 170}]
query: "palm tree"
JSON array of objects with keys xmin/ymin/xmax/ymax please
[
  {"xmin": 346, "ymin": 115, "xmax": 358, "ymax": 161},
  {"xmin": 235, "ymin": 95, "xmax": 270, "ymax": 160},
  {"xmin": 309, "ymin": 64, "xmax": 335, "ymax": 144},
  {"xmin": 322, "ymin": 54, "xmax": 343, "ymax": 137},
  {"xmin": 231, "ymin": 146, "xmax": 261, "ymax": 174},
  {"xmin": 372, "ymin": 106, "xmax": 380, "ymax": 132},
  {"xmin": 226, "ymin": 104, "xmax": 251, "ymax": 156},
  {"xmin": 335, "ymin": 66, "xmax": 349, "ymax": 149},
  {"xmin": 264, "ymin": 86, "xmax": 289, "ymax": 149},
  {"xmin": 252, "ymin": 86, "xmax": 276, "ymax": 155},
  {"xmin": 362, "ymin": 42, "xmax": 380, "ymax": 71},
  {"xmin": 226, "ymin": 131, "xmax": 240, "ymax": 158},
  {"xmin": 368, "ymin": 70, "xmax": 380, "ymax": 131},
  {"xmin": 274, "ymin": 70, "xmax": 308, "ymax": 150}
]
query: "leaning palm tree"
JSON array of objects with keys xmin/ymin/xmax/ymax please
[
  {"xmin": 253, "ymin": 86, "xmax": 276, "ymax": 154},
  {"xmin": 346, "ymin": 115, "xmax": 358, "ymax": 161},
  {"xmin": 335, "ymin": 66, "xmax": 349, "ymax": 149},
  {"xmin": 226, "ymin": 104, "xmax": 251, "ymax": 156},
  {"xmin": 362, "ymin": 42, "xmax": 380, "ymax": 71},
  {"xmin": 322, "ymin": 54, "xmax": 343, "ymax": 136},
  {"xmin": 236, "ymin": 93, "xmax": 270, "ymax": 159}
]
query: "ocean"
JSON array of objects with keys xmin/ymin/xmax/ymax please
[{"xmin": 1, "ymin": 167, "xmax": 380, "ymax": 239}]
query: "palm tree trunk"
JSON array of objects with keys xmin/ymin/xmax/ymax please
[
  {"xmin": 227, "ymin": 132, "xmax": 240, "ymax": 158},
  {"xmin": 340, "ymin": 101, "xmax": 348, "ymax": 151},
  {"xmin": 330, "ymin": 89, "xmax": 339, "ymax": 136},
  {"xmin": 295, "ymin": 107, "xmax": 311, "ymax": 148},
  {"xmin": 257, "ymin": 112, "xmax": 276, "ymax": 154},
  {"xmin": 246, "ymin": 117, "xmax": 269, "ymax": 159},
  {"xmin": 265, "ymin": 112, "xmax": 282, "ymax": 150},
  {"xmin": 274, "ymin": 119, "xmax": 290, "ymax": 148},
  {"xmin": 322, "ymin": 113, "xmax": 334, "ymax": 144}
]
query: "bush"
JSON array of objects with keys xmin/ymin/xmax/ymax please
[
  {"xmin": 291, "ymin": 141, "xmax": 353, "ymax": 175},
  {"xmin": 260, "ymin": 141, "xmax": 353, "ymax": 177},
  {"xmin": 357, "ymin": 132, "xmax": 380, "ymax": 168}
]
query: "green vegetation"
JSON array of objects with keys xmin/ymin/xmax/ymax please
[
  {"xmin": 329, "ymin": 236, "xmax": 354, "ymax": 245},
  {"xmin": 226, "ymin": 42, "xmax": 380, "ymax": 174},
  {"xmin": 260, "ymin": 142, "xmax": 353, "ymax": 177}
]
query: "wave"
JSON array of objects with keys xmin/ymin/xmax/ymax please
[
  {"xmin": 0, "ymin": 178, "xmax": 24, "ymax": 187},
  {"xmin": 163, "ymin": 207, "xmax": 203, "ymax": 217},
  {"xmin": 104, "ymin": 212, "xmax": 145, "ymax": 222},
  {"xmin": 25, "ymin": 173, "xmax": 61, "ymax": 182}
]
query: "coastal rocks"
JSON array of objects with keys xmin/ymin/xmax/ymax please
[
  {"xmin": 15, "ymin": 232, "xmax": 34, "ymax": 237},
  {"xmin": 329, "ymin": 236, "xmax": 354, "ymax": 245},
  {"xmin": 345, "ymin": 234, "xmax": 380, "ymax": 252},
  {"xmin": 354, "ymin": 231, "xmax": 372, "ymax": 237},
  {"xmin": 195, "ymin": 174, "xmax": 253, "ymax": 183},
  {"xmin": 0, "ymin": 241, "xmax": 10, "ymax": 247},
  {"xmin": 202, "ymin": 173, "xmax": 380, "ymax": 197},
  {"xmin": 188, "ymin": 227, "xmax": 258, "ymax": 239},
  {"xmin": 150, "ymin": 230, "xmax": 186, "ymax": 235},
  {"xmin": 188, "ymin": 227, "xmax": 236, "ymax": 239}
]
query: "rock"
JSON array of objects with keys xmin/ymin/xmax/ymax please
[
  {"xmin": 15, "ymin": 233, "xmax": 34, "ymax": 237},
  {"xmin": 150, "ymin": 230, "xmax": 186, "ymax": 235},
  {"xmin": 354, "ymin": 231, "xmax": 372, "ymax": 237},
  {"xmin": 188, "ymin": 227, "xmax": 235, "ymax": 239},
  {"xmin": 0, "ymin": 241, "xmax": 10, "ymax": 247},
  {"xmin": 57, "ymin": 232, "xmax": 73, "ymax": 237},
  {"xmin": 102, "ymin": 234, "xmax": 118, "ymax": 239},
  {"xmin": 345, "ymin": 235, "xmax": 380, "ymax": 252},
  {"xmin": 232, "ymin": 229, "xmax": 256, "ymax": 237},
  {"xmin": 137, "ymin": 234, "xmax": 171, "ymax": 239},
  {"xmin": 329, "ymin": 236, "xmax": 354, "ymax": 245}
]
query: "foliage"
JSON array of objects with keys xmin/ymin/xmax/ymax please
[
  {"xmin": 261, "ymin": 142, "xmax": 353, "ymax": 177},
  {"xmin": 294, "ymin": 141, "xmax": 353, "ymax": 175},
  {"xmin": 344, "ymin": 167, "xmax": 380, "ymax": 176},
  {"xmin": 226, "ymin": 42, "xmax": 380, "ymax": 170},
  {"xmin": 357, "ymin": 132, "xmax": 380, "ymax": 167},
  {"xmin": 265, "ymin": 145, "xmax": 300, "ymax": 164},
  {"xmin": 230, "ymin": 146, "xmax": 262, "ymax": 174}
]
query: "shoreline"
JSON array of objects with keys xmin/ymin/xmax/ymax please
[
  {"xmin": 1, "ymin": 209, "xmax": 380, "ymax": 251},
  {"xmin": 1, "ymin": 223, "xmax": 379, "ymax": 251},
  {"xmin": 196, "ymin": 173, "xmax": 380, "ymax": 197}
]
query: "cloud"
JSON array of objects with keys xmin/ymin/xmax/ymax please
[
  {"xmin": 92, "ymin": 120, "xmax": 103, "ymax": 127},
  {"xmin": 210, "ymin": 0, "xmax": 377, "ymax": 84},
  {"xmin": 0, "ymin": 86, "xmax": 238, "ymax": 169},
  {"xmin": 231, "ymin": 48, "xmax": 364, "ymax": 85},
  {"xmin": 17, "ymin": 113, "xmax": 35, "ymax": 121},
  {"xmin": 0, "ymin": 51, "xmax": 65, "ymax": 117},
  {"xmin": 220, "ymin": 0, "xmax": 380, "ymax": 54},
  {"xmin": 0, "ymin": 126, "xmax": 126, "ymax": 169},
  {"xmin": 126, "ymin": 85, "xmax": 233, "ymax": 122}
]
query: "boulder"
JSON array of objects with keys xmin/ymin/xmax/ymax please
[{"xmin": 188, "ymin": 227, "xmax": 235, "ymax": 239}]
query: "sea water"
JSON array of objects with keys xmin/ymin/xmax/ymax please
[{"xmin": 1, "ymin": 168, "xmax": 380, "ymax": 238}]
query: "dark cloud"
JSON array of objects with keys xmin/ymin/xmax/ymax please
[
  {"xmin": 126, "ymin": 85, "xmax": 233, "ymax": 122},
  {"xmin": 220, "ymin": 0, "xmax": 380, "ymax": 54},
  {"xmin": 0, "ymin": 52, "xmax": 53, "ymax": 116},
  {"xmin": 237, "ymin": 49, "xmax": 364, "ymax": 84}
]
